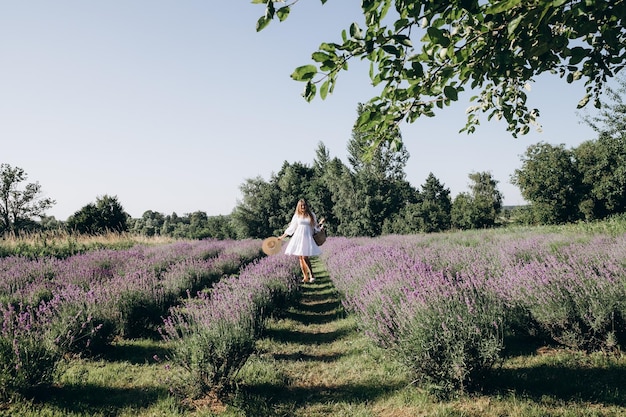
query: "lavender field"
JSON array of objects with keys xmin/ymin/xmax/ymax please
[
  {"xmin": 321, "ymin": 228, "xmax": 626, "ymax": 395},
  {"xmin": 0, "ymin": 238, "xmax": 301, "ymax": 401},
  {"xmin": 0, "ymin": 224, "xmax": 625, "ymax": 415}
]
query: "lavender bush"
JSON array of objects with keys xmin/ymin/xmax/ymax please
[
  {"xmin": 324, "ymin": 240, "xmax": 504, "ymax": 395},
  {"xmin": 496, "ymin": 235, "xmax": 626, "ymax": 351},
  {"xmin": 160, "ymin": 254, "xmax": 299, "ymax": 397},
  {"xmin": 0, "ymin": 298, "xmax": 86, "ymax": 399}
]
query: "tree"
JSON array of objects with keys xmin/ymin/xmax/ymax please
[
  {"xmin": 0, "ymin": 163, "xmax": 55, "ymax": 234},
  {"xmin": 511, "ymin": 142, "xmax": 582, "ymax": 224},
  {"xmin": 416, "ymin": 173, "xmax": 452, "ymax": 233},
  {"xmin": 386, "ymin": 173, "xmax": 450, "ymax": 234},
  {"xmin": 39, "ymin": 215, "xmax": 63, "ymax": 231},
  {"xmin": 309, "ymin": 142, "xmax": 340, "ymax": 233},
  {"xmin": 276, "ymin": 161, "xmax": 316, "ymax": 228},
  {"xmin": 582, "ymin": 73, "xmax": 626, "ymax": 139},
  {"xmin": 66, "ymin": 195, "xmax": 129, "ymax": 235},
  {"xmin": 576, "ymin": 74, "xmax": 626, "ymax": 219},
  {"xmin": 451, "ymin": 172, "xmax": 503, "ymax": 229},
  {"xmin": 339, "ymin": 104, "xmax": 415, "ymax": 236},
  {"xmin": 231, "ymin": 176, "xmax": 281, "ymax": 239},
  {"xmin": 319, "ymin": 156, "xmax": 357, "ymax": 236},
  {"xmin": 256, "ymin": 1, "xmax": 626, "ymax": 146},
  {"xmin": 347, "ymin": 105, "xmax": 410, "ymax": 181},
  {"xmin": 130, "ymin": 210, "xmax": 165, "ymax": 236},
  {"xmin": 204, "ymin": 215, "xmax": 236, "ymax": 240},
  {"xmin": 468, "ymin": 171, "xmax": 503, "ymax": 228},
  {"xmin": 575, "ymin": 135, "xmax": 626, "ymax": 220},
  {"xmin": 451, "ymin": 192, "xmax": 476, "ymax": 230}
]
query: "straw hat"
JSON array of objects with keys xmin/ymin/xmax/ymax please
[{"xmin": 262, "ymin": 237, "xmax": 283, "ymax": 255}]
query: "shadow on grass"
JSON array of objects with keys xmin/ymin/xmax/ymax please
[
  {"xmin": 234, "ymin": 379, "xmax": 408, "ymax": 417},
  {"xmin": 486, "ymin": 335, "xmax": 626, "ymax": 405},
  {"xmin": 30, "ymin": 382, "xmax": 168, "ymax": 415},
  {"xmin": 501, "ymin": 334, "xmax": 558, "ymax": 358},
  {"xmin": 101, "ymin": 339, "xmax": 170, "ymax": 365},
  {"xmin": 263, "ymin": 325, "xmax": 353, "ymax": 346},
  {"xmin": 485, "ymin": 363, "xmax": 626, "ymax": 406},
  {"xmin": 283, "ymin": 303, "xmax": 345, "ymax": 325},
  {"xmin": 272, "ymin": 351, "xmax": 343, "ymax": 363},
  {"xmin": 283, "ymin": 270, "xmax": 346, "ymax": 326}
]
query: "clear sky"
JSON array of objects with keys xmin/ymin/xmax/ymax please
[{"xmin": 0, "ymin": 1, "xmax": 609, "ymax": 221}]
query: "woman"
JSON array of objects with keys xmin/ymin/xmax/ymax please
[{"xmin": 278, "ymin": 198, "xmax": 324, "ymax": 283}]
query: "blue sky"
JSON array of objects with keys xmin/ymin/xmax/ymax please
[{"xmin": 1, "ymin": 1, "xmax": 608, "ymax": 221}]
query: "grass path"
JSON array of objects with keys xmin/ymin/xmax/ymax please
[{"xmin": 234, "ymin": 258, "xmax": 416, "ymax": 417}]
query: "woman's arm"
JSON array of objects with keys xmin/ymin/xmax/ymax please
[
  {"xmin": 279, "ymin": 214, "xmax": 297, "ymax": 240},
  {"xmin": 312, "ymin": 213, "xmax": 325, "ymax": 233}
]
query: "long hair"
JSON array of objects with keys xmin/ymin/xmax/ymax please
[{"xmin": 295, "ymin": 198, "xmax": 315, "ymax": 227}]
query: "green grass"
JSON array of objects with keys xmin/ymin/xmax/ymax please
[
  {"xmin": 1, "ymin": 258, "xmax": 625, "ymax": 416},
  {"xmin": 0, "ymin": 231, "xmax": 176, "ymax": 259}
]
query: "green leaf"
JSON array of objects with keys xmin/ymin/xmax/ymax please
[
  {"xmin": 256, "ymin": 16, "xmax": 271, "ymax": 32},
  {"xmin": 320, "ymin": 59, "xmax": 337, "ymax": 72},
  {"xmin": 356, "ymin": 109, "xmax": 373, "ymax": 130},
  {"xmin": 276, "ymin": 6, "xmax": 290, "ymax": 22},
  {"xmin": 361, "ymin": 0, "xmax": 379, "ymax": 13},
  {"xmin": 302, "ymin": 81, "xmax": 316, "ymax": 102},
  {"xmin": 394, "ymin": 18, "xmax": 409, "ymax": 31},
  {"xmin": 507, "ymin": 15, "xmax": 523, "ymax": 34},
  {"xmin": 319, "ymin": 43, "xmax": 335, "ymax": 53},
  {"xmin": 426, "ymin": 27, "xmax": 450, "ymax": 47},
  {"xmin": 392, "ymin": 34, "xmax": 412, "ymax": 47},
  {"xmin": 320, "ymin": 80, "xmax": 330, "ymax": 99},
  {"xmin": 569, "ymin": 47, "xmax": 587, "ymax": 65},
  {"xmin": 312, "ymin": 52, "xmax": 332, "ymax": 63},
  {"xmin": 349, "ymin": 22, "xmax": 363, "ymax": 39},
  {"xmin": 291, "ymin": 65, "xmax": 318, "ymax": 81},
  {"xmin": 486, "ymin": 0, "xmax": 522, "ymax": 15},
  {"xmin": 382, "ymin": 44, "xmax": 400, "ymax": 57},
  {"xmin": 444, "ymin": 86, "xmax": 459, "ymax": 101}
]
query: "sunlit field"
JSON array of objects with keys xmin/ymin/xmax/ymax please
[
  {"xmin": 1, "ymin": 220, "xmax": 625, "ymax": 416},
  {"xmin": 0, "ymin": 230, "xmax": 177, "ymax": 259}
]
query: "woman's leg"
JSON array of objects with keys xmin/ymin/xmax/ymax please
[
  {"xmin": 304, "ymin": 257, "xmax": 314, "ymax": 281},
  {"xmin": 298, "ymin": 256, "xmax": 309, "ymax": 282}
]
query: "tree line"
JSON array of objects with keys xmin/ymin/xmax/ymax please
[
  {"xmin": 3, "ymin": 78, "xmax": 626, "ymax": 239},
  {"xmin": 513, "ymin": 78, "xmax": 626, "ymax": 224}
]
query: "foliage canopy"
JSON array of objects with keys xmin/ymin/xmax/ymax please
[{"xmin": 255, "ymin": 0, "xmax": 626, "ymax": 146}]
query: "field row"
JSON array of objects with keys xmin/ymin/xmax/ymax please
[
  {"xmin": 0, "ymin": 239, "xmax": 301, "ymax": 400},
  {"xmin": 321, "ymin": 230, "xmax": 626, "ymax": 395}
]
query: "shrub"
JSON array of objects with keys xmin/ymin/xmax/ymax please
[
  {"xmin": 333, "ymin": 244, "xmax": 505, "ymax": 396},
  {"xmin": 160, "ymin": 255, "xmax": 299, "ymax": 398},
  {"xmin": 392, "ymin": 271, "xmax": 504, "ymax": 395},
  {"xmin": 44, "ymin": 286, "xmax": 114, "ymax": 356},
  {"xmin": 498, "ymin": 238, "xmax": 626, "ymax": 352},
  {"xmin": 0, "ymin": 302, "xmax": 61, "ymax": 399}
]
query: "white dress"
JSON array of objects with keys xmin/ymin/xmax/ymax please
[{"xmin": 283, "ymin": 213, "xmax": 322, "ymax": 257}]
